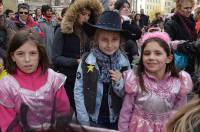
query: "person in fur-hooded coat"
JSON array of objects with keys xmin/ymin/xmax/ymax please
[{"xmin": 52, "ymin": 0, "xmax": 103, "ymax": 112}]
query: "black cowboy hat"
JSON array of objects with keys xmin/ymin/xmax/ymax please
[{"xmin": 83, "ymin": 10, "xmax": 135, "ymax": 37}]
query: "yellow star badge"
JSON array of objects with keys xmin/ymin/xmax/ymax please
[{"xmin": 87, "ymin": 64, "xmax": 94, "ymax": 73}]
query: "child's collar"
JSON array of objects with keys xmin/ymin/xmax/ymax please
[
  {"xmin": 16, "ymin": 67, "xmax": 42, "ymax": 76},
  {"xmin": 144, "ymin": 71, "xmax": 171, "ymax": 81}
]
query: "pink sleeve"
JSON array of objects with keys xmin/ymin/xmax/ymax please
[
  {"xmin": 179, "ymin": 71, "xmax": 193, "ymax": 96},
  {"xmin": 118, "ymin": 94, "xmax": 135, "ymax": 132},
  {"xmin": 123, "ymin": 69, "xmax": 138, "ymax": 94},
  {"xmin": 0, "ymin": 105, "xmax": 16, "ymax": 132},
  {"xmin": 0, "ymin": 78, "xmax": 15, "ymax": 108},
  {"xmin": 173, "ymin": 71, "xmax": 193, "ymax": 109},
  {"xmin": 55, "ymin": 85, "xmax": 71, "ymax": 117}
]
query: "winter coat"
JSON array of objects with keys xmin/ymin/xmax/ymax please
[
  {"xmin": 61, "ymin": 0, "xmax": 102, "ymax": 34},
  {"xmin": 13, "ymin": 15, "xmax": 44, "ymax": 38},
  {"xmin": 139, "ymin": 14, "xmax": 149, "ymax": 29},
  {"xmin": 164, "ymin": 12, "xmax": 197, "ymax": 76},
  {"xmin": 52, "ymin": 0, "xmax": 102, "ymax": 109},
  {"xmin": 38, "ymin": 16, "xmax": 57, "ymax": 60},
  {"xmin": 164, "ymin": 12, "xmax": 197, "ymax": 41}
]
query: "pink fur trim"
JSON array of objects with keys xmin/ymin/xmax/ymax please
[{"xmin": 140, "ymin": 31, "xmax": 171, "ymax": 47}]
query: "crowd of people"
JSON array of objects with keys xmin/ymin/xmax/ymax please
[{"xmin": 1, "ymin": 0, "xmax": 200, "ymax": 131}]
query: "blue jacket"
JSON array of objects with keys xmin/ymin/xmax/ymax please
[{"xmin": 74, "ymin": 51, "xmax": 130, "ymax": 125}]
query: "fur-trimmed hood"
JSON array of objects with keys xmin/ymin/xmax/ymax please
[{"xmin": 61, "ymin": 0, "xmax": 103, "ymax": 33}]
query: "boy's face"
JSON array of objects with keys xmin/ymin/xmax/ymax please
[
  {"xmin": 0, "ymin": 58, "xmax": 4, "ymax": 72},
  {"xmin": 97, "ymin": 30, "xmax": 120, "ymax": 55}
]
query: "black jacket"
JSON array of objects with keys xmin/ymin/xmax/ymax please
[
  {"xmin": 164, "ymin": 13, "xmax": 197, "ymax": 76},
  {"xmin": 122, "ymin": 20, "xmax": 142, "ymax": 63},
  {"xmin": 52, "ymin": 27, "xmax": 90, "ymax": 109},
  {"xmin": 52, "ymin": 27, "xmax": 85, "ymax": 81},
  {"xmin": 164, "ymin": 13, "xmax": 197, "ymax": 41},
  {"xmin": 139, "ymin": 14, "xmax": 149, "ymax": 28}
]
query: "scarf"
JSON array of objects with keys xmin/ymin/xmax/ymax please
[
  {"xmin": 174, "ymin": 12, "xmax": 197, "ymax": 41},
  {"xmin": 43, "ymin": 15, "xmax": 52, "ymax": 23},
  {"xmin": 91, "ymin": 48, "xmax": 121, "ymax": 83},
  {"xmin": 19, "ymin": 17, "xmax": 27, "ymax": 25}
]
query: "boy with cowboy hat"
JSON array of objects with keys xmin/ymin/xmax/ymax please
[{"xmin": 74, "ymin": 11, "xmax": 130, "ymax": 129}]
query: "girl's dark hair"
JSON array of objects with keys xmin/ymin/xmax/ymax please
[
  {"xmin": 137, "ymin": 38, "xmax": 179, "ymax": 92},
  {"xmin": 41, "ymin": 5, "xmax": 52, "ymax": 14},
  {"xmin": 75, "ymin": 6, "xmax": 96, "ymax": 25},
  {"xmin": 61, "ymin": 7, "xmax": 68, "ymax": 18},
  {"xmin": 134, "ymin": 13, "xmax": 140, "ymax": 21},
  {"xmin": 35, "ymin": 8, "xmax": 41, "ymax": 15},
  {"xmin": 4, "ymin": 9, "xmax": 14, "ymax": 17},
  {"xmin": 6, "ymin": 29, "xmax": 50, "ymax": 75},
  {"xmin": 18, "ymin": 3, "xmax": 30, "ymax": 12},
  {"xmin": 114, "ymin": 0, "xmax": 130, "ymax": 10}
]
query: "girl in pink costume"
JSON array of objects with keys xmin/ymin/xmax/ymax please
[
  {"xmin": 0, "ymin": 29, "xmax": 70, "ymax": 132},
  {"xmin": 118, "ymin": 31, "xmax": 193, "ymax": 132}
]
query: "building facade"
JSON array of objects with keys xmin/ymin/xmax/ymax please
[
  {"xmin": 128, "ymin": 0, "xmax": 175, "ymax": 20},
  {"xmin": 164, "ymin": 0, "xmax": 175, "ymax": 14}
]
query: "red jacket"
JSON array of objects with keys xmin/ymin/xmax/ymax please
[
  {"xmin": 195, "ymin": 21, "xmax": 200, "ymax": 34},
  {"xmin": 12, "ymin": 16, "xmax": 44, "ymax": 38}
]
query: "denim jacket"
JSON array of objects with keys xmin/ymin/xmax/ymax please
[{"xmin": 74, "ymin": 51, "xmax": 130, "ymax": 125}]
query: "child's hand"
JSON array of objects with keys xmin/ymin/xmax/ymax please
[
  {"xmin": 109, "ymin": 70, "xmax": 122, "ymax": 82},
  {"xmin": 77, "ymin": 59, "xmax": 81, "ymax": 64}
]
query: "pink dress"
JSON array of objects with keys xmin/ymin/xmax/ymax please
[
  {"xmin": 118, "ymin": 70, "xmax": 193, "ymax": 132},
  {"xmin": 0, "ymin": 68, "xmax": 70, "ymax": 132}
]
